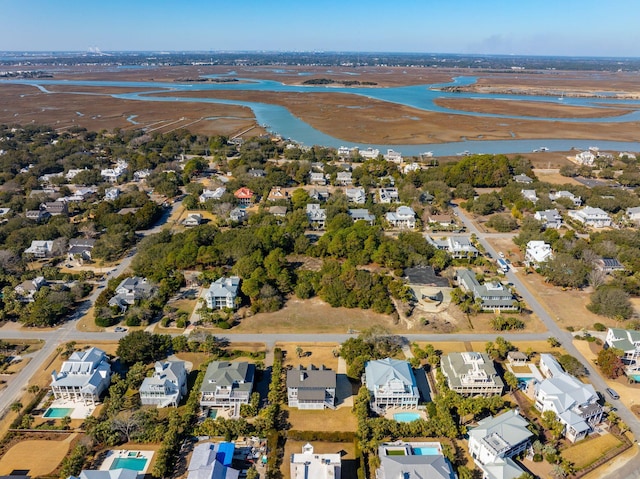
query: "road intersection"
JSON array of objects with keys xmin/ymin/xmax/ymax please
[{"xmin": 0, "ymin": 202, "xmax": 638, "ymax": 477}]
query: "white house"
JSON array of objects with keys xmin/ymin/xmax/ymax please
[
  {"xmin": 14, "ymin": 276, "xmax": 47, "ymax": 302},
  {"xmin": 525, "ymin": 240, "xmax": 553, "ymax": 265},
  {"xmin": 24, "ymin": 240, "xmax": 54, "ymax": 258},
  {"xmin": 140, "ymin": 361, "xmax": 188, "ymax": 408},
  {"xmin": 336, "ymin": 171, "xmax": 353, "ymax": 186},
  {"xmin": 183, "ymin": 213, "xmax": 203, "ymax": 227},
  {"xmin": 378, "ymin": 187, "xmax": 399, "ymax": 204},
  {"xmin": 568, "ymin": 206, "xmax": 611, "ymax": 228},
  {"xmin": 605, "ymin": 328, "xmax": 640, "ymax": 366},
  {"xmin": 386, "ymin": 206, "xmax": 416, "ymax": 229},
  {"xmin": 531, "ymin": 354, "xmax": 603, "ymax": 442},
  {"xmin": 427, "ymin": 236, "xmax": 479, "ymax": 259},
  {"xmin": 468, "ymin": 409, "xmax": 533, "ymax": 479},
  {"xmin": 359, "ymin": 147, "xmax": 380, "ymax": 159},
  {"xmin": 383, "ymin": 149, "xmax": 403, "ymax": 163},
  {"xmin": 205, "ymin": 276, "xmax": 240, "ymax": 310},
  {"xmin": 50, "ymin": 347, "xmax": 111, "ymax": 404},
  {"xmin": 309, "ymin": 172, "xmax": 327, "ymax": 185},
  {"xmin": 549, "ymin": 191, "xmax": 582, "ymax": 207},
  {"xmin": 291, "ymin": 443, "xmax": 341, "ymax": 479},
  {"xmin": 100, "ymin": 160, "xmax": 128, "ymax": 183},
  {"xmin": 574, "ymin": 150, "xmax": 596, "ymax": 166},
  {"xmin": 199, "ymin": 187, "xmax": 226, "ymax": 203},
  {"xmin": 104, "ymin": 187, "xmax": 121, "ymax": 201},
  {"xmin": 348, "ymin": 208, "xmax": 375, "ymax": 225},
  {"xmin": 306, "ymin": 203, "xmax": 327, "ymax": 229},
  {"xmin": 345, "ymin": 187, "xmax": 367, "ymax": 204},
  {"xmin": 364, "ymin": 358, "xmax": 419, "ymax": 412},
  {"xmin": 626, "ymin": 206, "xmax": 640, "ymax": 223},
  {"xmin": 534, "ymin": 209, "xmax": 563, "ymax": 229},
  {"xmin": 521, "ymin": 189, "xmax": 538, "ymax": 203},
  {"xmin": 513, "ymin": 174, "xmax": 533, "ymax": 184},
  {"xmin": 441, "ymin": 352, "xmax": 504, "ymax": 396}
]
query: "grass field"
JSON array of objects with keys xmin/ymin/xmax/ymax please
[
  {"xmin": 286, "ymin": 407, "xmax": 358, "ymax": 433},
  {"xmin": 0, "ymin": 434, "xmax": 75, "ymax": 476},
  {"xmin": 561, "ymin": 433, "xmax": 623, "ymax": 469},
  {"xmin": 277, "ymin": 343, "xmax": 341, "ymax": 371}
]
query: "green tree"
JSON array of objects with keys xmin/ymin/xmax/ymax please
[
  {"xmin": 116, "ymin": 331, "xmax": 171, "ymax": 365},
  {"xmin": 597, "ymin": 348, "xmax": 625, "ymax": 379},
  {"xmin": 587, "ymin": 286, "xmax": 633, "ymax": 319}
]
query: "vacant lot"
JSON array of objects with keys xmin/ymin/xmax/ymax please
[
  {"xmin": 561, "ymin": 433, "xmax": 623, "ymax": 469},
  {"xmin": 277, "ymin": 343, "xmax": 341, "ymax": 371},
  {"xmin": 286, "ymin": 407, "xmax": 357, "ymax": 433},
  {"xmin": 229, "ymin": 297, "xmax": 400, "ymax": 334},
  {"xmin": 531, "ymin": 168, "xmax": 585, "ymax": 186},
  {"xmin": 0, "ymin": 434, "xmax": 75, "ymax": 476}
]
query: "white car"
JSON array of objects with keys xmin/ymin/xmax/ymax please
[{"xmin": 499, "ymin": 252, "xmax": 505, "ymax": 258}]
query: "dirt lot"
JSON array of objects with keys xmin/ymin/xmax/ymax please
[
  {"xmin": 0, "ymin": 434, "xmax": 75, "ymax": 476},
  {"xmin": 285, "ymin": 407, "xmax": 358, "ymax": 433},
  {"xmin": 277, "ymin": 343, "xmax": 341, "ymax": 371},
  {"xmin": 228, "ymin": 297, "xmax": 401, "ymax": 334},
  {"xmin": 531, "ymin": 168, "xmax": 586, "ymax": 186}
]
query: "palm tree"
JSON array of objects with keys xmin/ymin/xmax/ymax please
[
  {"xmin": 10, "ymin": 401, "xmax": 22, "ymax": 413},
  {"xmin": 27, "ymin": 385, "xmax": 40, "ymax": 395}
]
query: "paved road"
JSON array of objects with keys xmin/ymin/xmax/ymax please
[{"xmin": 453, "ymin": 205, "xmax": 640, "ymax": 478}]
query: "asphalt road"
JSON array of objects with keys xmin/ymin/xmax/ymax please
[
  {"xmin": 0, "ymin": 200, "xmax": 638, "ymax": 477},
  {"xmin": 453, "ymin": 205, "xmax": 640, "ymax": 478}
]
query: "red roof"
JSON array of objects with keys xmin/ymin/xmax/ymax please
[{"xmin": 234, "ymin": 187, "xmax": 254, "ymax": 199}]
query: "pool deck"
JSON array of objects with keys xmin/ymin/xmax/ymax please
[
  {"xmin": 384, "ymin": 406, "xmax": 428, "ymax": 421},
  {"xmin": 99, "ymin": 450, "xmax": 154, "ymax": 474},
  {"xmin": 504, "ymin": 362, "xmax": 544, "ymax": 382},
  {"xmin": 44, "ymin": 399, "xmax": 95, "ymax": 419}
]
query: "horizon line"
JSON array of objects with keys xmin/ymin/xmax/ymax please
[{"xmin": 1, "ymin": 50, "xmax": 640, "ymax": 60}]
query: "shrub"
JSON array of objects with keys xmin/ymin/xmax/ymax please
[
  {"xmin": 125, "ymin": 316, "xmax": 141, "ymax": 327},
  {"xmin": 491, "ymin": 316, "xmax": 525, "ymax": 331},
  {"xmin": 533, "ymin": 453, "xmax": 543, "ymax": 462},
  {"xmin": 176, "ymin": 317, "xmax": 187, "ymax": 328},
  {"xmin": 95, "ymin": 315, "xmax": 119, "ymax": 327},
  {"xmin": 593, "ymin": 322, "xmax": 607, "ymax": 332}
]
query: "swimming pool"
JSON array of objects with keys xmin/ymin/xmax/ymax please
[
  {"xmin": 394, "ymin": 412, "xmax": 421, "ymax": 422},
  {"xmin": 111, "ymin": 457, "xmax": 148, "ymax": 471},
  {"xmin": 413, "ymin": 447, "xmax": 440, "ymax": 455},
  {"xmin": 208, "ymin": 409, "xmax": 218, "ymax": 419},
  {"xmin": 43, "ymin": 407, "xmax": 73, "ymax": 418},
  {"xmin": 631, "ymin": 374, "xmax": 640, "ymax": 382}
]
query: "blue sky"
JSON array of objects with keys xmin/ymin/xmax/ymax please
[{"xmin": 2, "ymin": 0, "xmax": 638, "ymax": 57}]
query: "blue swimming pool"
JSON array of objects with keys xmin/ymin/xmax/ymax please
[
  {"xmin": 394, "ymin": 412, "xmax": 421, "ymax": 422},
  {"xmin": 43, "ymin": 407, "xmax": 73, "ymax": 418},
  {"xmin": 111, "ymin": 457, "xmax": 147, "ymax": 471},
  {"xmin": 413, "ymin": 447, "xmax": 440, "ymax": 455},
  {"xmin": 631, "ymin": 374, "xmax": 640, "ymax": 382}
]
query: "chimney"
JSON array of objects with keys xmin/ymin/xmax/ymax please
[{"xmin": 300, "ymin": 372, "xmax": 306, "ymax": 382}]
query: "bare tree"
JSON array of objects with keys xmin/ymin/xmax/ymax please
[
  {"xmin": 588, "ymin": 268, "xmax": 607, "ymax": 289},
  {"xmin": 111, "ymin": 410, "xmax": 141, "ymax": 442},
  {"xmin": 581, "ymin": 248, "xmax": 600, "ymax": 266},
  {"xmin": 0, "ymin": 250, "xmax": 21, "ymax": 272}
]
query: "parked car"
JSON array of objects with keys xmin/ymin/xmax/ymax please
[
  {"xmin": 606, "ymin": 388, "xmax": 620, "ymax": 400},
  {"xmin": 114, "ymin": 327, "xmax": 128, "ymax": 333}
]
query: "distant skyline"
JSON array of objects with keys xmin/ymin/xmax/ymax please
[{"xmin": 2, "ymin": 0, "xmax": 639, "ymax": 57}]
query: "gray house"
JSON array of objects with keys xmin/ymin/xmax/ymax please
[
  {"xmin": 200, "ymin": 361, "xmax": 255, "ymax": 417},
  {"xmin": 140, "ymin": 361, "xmax": 187, "ymax": 408},
  {"xmin": 287, "ymin": 365, "xmax": 336, "ymax": 410},
  {"xmin": 376, "ymin": 442, "xmax": 456, "ymax": 479},
  {"xmin": 364, "ymin": 358, "xmax": 419, "ymax": 412},
  {"xmin": 108, "ymin": 276, "xmax": 155, "ymax": 311},
  {"xmin": 456, "ymin": 269, "xmax": 518, "ymax": 311},
  {"xmin": 441, "ymin": 352, "xmax": 504, "ymax": 396}
]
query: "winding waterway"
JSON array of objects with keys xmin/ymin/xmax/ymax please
[{"xmin": 3, "ymin": 75, "xmax": 640, "ymax": 156}]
